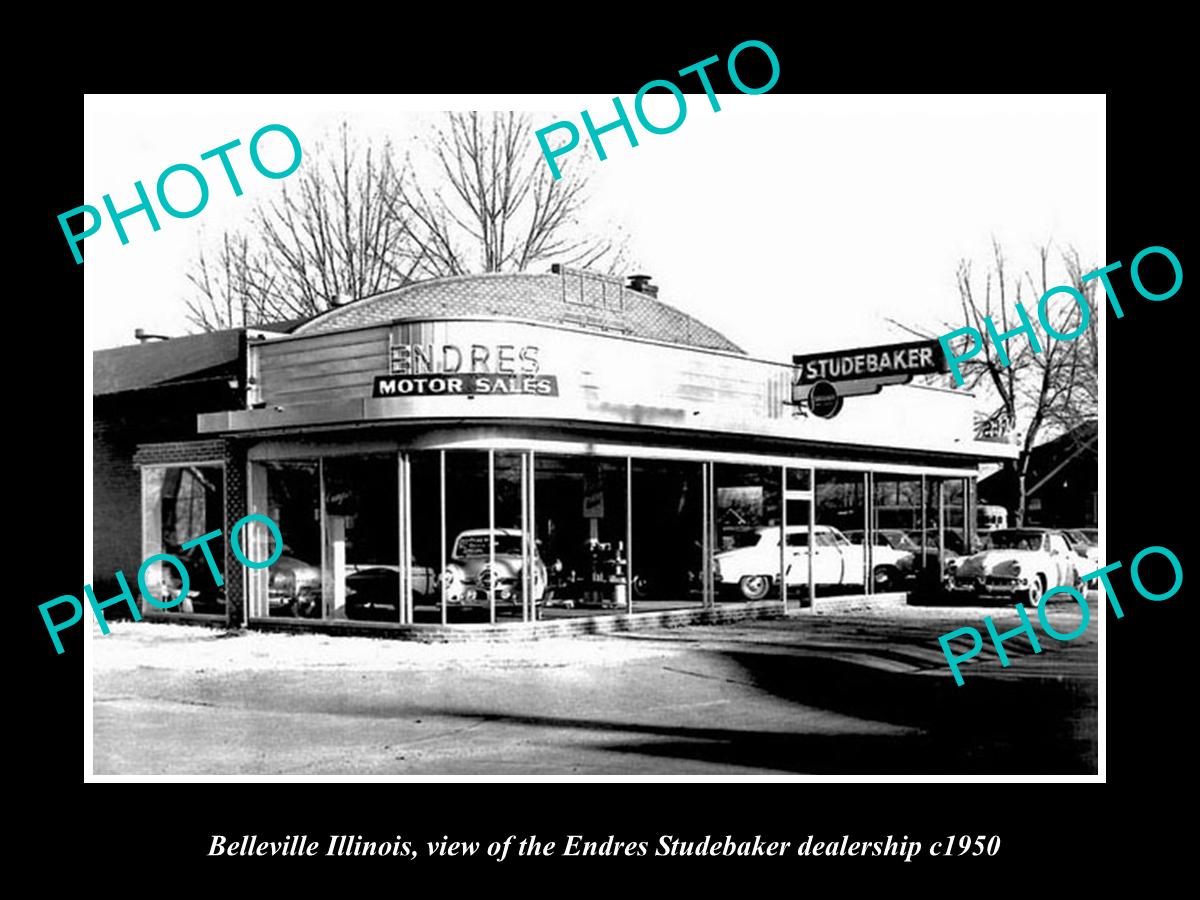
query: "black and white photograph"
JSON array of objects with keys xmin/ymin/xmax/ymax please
[{"xmin": 80, "ymin": 91, "xmax": 1108, "ymax": 778}]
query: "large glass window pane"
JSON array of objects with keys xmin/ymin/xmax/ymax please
[
  {"xmin": 442, "ymin": 450, "xmax": 492, "ymax": 621},
  {"xmin": 534, "ymin": 455, "xmax": 629, "ymax": 618},
  {"xmin": 259, "ymin": 461, "xmax": 322, "ymax": 618},
  {"xmin": 488, "ymin": 452, "xmax": 534, "ymax": 621},
  {"xmin": 814, "ymin": 470, "xmax": 869, "ymax": 597},
  {"xmin": 409, "ymin": 452, "xmax": 442, "ymax": 623},
  {"xmin": 328, "ymin": 455, "xmax": 399, "ymax": 622},
  {"xmin": 632, "ymin": 460, "xmax": 703, "ymax": 610},
  {"xmin": 141, "ymin": 465, "xmax": 225, "ymax": 615},
  {"xmin": 714, "ymin": 464, "xmax": 782, "ymax": 603},
  {"xmin": 869, "ymin": 474, "xmax": 923, "ymax": 594}
]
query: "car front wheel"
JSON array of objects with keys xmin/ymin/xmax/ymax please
[
  {"xmin": 1023, "ymin": 576, "xmax": 1046, "ymax": 608},
  {"xmin": 291, "ymin": 594, "xmax": 321, "ymax": 618},
  {"xmin": 873, "ymin": 565, "xmax": 900, "ymax": 592},
  {"xmin": 739, "ymin": 575, "xmax": 773, "ymax": 601}
]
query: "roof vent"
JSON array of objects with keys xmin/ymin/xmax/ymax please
[
  {"xmin": 627, "ymin": 274, "xmax": 658, "ymax": 297},
  {"xmin": 134, "ymin": 328, "xmax": 171, "ymax": 343}
]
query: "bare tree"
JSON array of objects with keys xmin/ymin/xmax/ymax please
[
  {"xmin": 393, "ymin": 112, "xmax": 628, "ymax": 279},
  {"xmin": 186, "ymin": 114, "xmax": 631, "ymax": 331},
  {"xmin": 186, "ymin": 123, "xmax": 419, "ymax": 330},
  {"xmin": 937, "ymin": 239, "xmax": 1098, "ymax": 525}
]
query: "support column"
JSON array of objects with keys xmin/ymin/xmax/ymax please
[
  {"xmin": 779, "ymin": 465, "xmax": 787, "ymax": 612},
  {"xmin": 439, "ymin": 450, "xmax": 447, "ymax": 626},
  {"xmin": 488, "ymin": 449, "xmax": 496, "ymax": 625},
  {"xmin": 625, "ymin": 457, "xmax": 634, "ymax": 614}
]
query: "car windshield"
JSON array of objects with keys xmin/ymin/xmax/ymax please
[
  {"xmin": 454, "ymin": 534, "xmax": 524, "ymax": 557},
  {"xmin": 1064, "ymin": 529, "xmax": 1095, "ymax": 547},
  {"xmin": 880, "ymin": 530, "xmax": 917, "ymax": 551},
  {"xmin": 728, "ymin": 530, "xmax": 763, "ymax": 549},
  {"xmin": 920, "ymin": 529, "xmax": 967, "ymax": 554},
  {"xmin": 784, "ymin": 530, "xmax": 840, "ymax": 548},
  {"xmin": 842, "ymin": 530, "xmax": 915, "ymax": 550},
  {"xmin": 982, "ymin": 530, "xmax": 1045, "ymax": 551}
]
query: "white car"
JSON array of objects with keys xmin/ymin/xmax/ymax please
[
  {"xmin": 714, "ymin": 525, "xmax": 910, "ymax": 601},
  {"xmin": 947, "ymin": 528, "xmax": 1082, "ymax": 606},
  {"xmin": 442, "ymin": 528, "xmax": 547, "ymax": 608}
]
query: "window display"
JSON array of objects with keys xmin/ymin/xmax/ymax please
[
  {"xmin": 814, "ymin": 470, "xmax": 870, "ymax": 595},
  {"xmin": 141, "ymin": 465, "xmax": 226, "ymax": 615},
  {"xmin": 713, "ymin": 464, "xmax": 783, "ymax": 602},
  {"xmin": 631, "ymin": 460, "xmax": 702, "ymax": 609},
  {"xmin": 535, "ymin": 455, "xmax": 628, "ymax": 615},
  {"xmin": 247, "ymin": 460, "xmax": 321, "ymax": 619},
  {"xmin": 326, "ymin": 455, "xmax": 399, "ymax": 622},
  {"xmin": 237, "ymin": 446, "xmax": 982, "ymax": 627},
  {"xmin": 866, "ymin": 474, "xmax": 923, "ymax": 592}
]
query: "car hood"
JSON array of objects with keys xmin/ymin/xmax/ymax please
[
  {"xmin": 453, "ymin": 556, "xmax": 529, "ymax": 578},
  {"xmin": 272, "ymin": 555, "xmax": 320, "ymax": 581},
  {"xmin": 956, "ymin": 550, "xmax": 1042, "ymax": 577}
]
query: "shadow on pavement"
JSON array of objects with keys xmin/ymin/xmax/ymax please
[{"xmin": 411, "ymin": 649, "xmax": 1096, "ymax": 774}]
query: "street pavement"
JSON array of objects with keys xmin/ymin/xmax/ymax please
[{"xmin": 92, "ymin": 603, "xmax": 1097, "ymax": 775}]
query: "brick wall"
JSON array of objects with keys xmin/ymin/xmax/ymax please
[
  {"xmin": 92, "ymin": 419, "xmax": 143, "ymax": 613},
  {"xmin": 133, "ymin": 440, "xmax": 226, "ymax": 466},
  {"xmin": 223, "ymin": 441, "xmax": 247, "ymax": 626}
]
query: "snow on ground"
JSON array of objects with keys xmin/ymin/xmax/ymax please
[{"xmin": 90, "ymin": 620, "xmax": 676, "ymax": 674}]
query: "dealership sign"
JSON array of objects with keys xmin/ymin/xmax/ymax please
[
  {"xmin": 374, "ymin": 373, "xmax": 558, "ymax": 397},
  {"xmin": 373, "ymin": 340, "xmax": 559, "ymax": 398},
  {"xmin": 791, "ymin": 339, "xmax": 947, "ymax": 416}
]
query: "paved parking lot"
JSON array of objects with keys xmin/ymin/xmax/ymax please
[{"xmin": 92, "ymin": 602, "xmax": 1097, "ymax": 775}]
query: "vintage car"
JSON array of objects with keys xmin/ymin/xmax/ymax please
[
  {"xmin": 268, "ymin": 555, "xmax": 324, "ymax": 617},
  {"xmin": 946, "ymin": 527, "xmax": 1082, "ymax": 606},
  {"xmin": 443, "ymin": 528, "xmax": 547, "ymax": 609},
  {"xmin": 713, "ymin": 524, "xmax": 911, "ymax": 600},
  {"xmin": 343, "ymin": 560, "xmax": 439, "ymax": 621},
  {"xmin": 1062, "ymin": 528, "xmax": 1102, "ymax": 573},
  {"xmin": 162, "ymin": 545, "xmax": 321, "ymax": 617}
]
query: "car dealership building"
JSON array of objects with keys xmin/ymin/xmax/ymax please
[{"xmin": 92, "ymin": 266, "xmax": 1017, "ymax": 635}]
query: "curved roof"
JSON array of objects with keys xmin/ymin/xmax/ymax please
[{"xmin": 293, "ymin": 271, "xmax": 744, "ymax": 354}]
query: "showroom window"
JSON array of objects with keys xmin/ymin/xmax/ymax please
[
  {"xmin": 814, "ymin": 469, "xmax": 870, "ymax": 598},
  {"xmin": 324, "ymin": 455, "xmax": 399, "ymax": 622},
  {"xmin": 140, "ymin": 464, "xmax": 226, "ymax": 617},
  {"xmin": 631, "ymin": 459, "xmax": 704, "ymax": 611},
  {"xmin": 246, "ymin": 460, "xmax": 321, "ymax": 620},
  {"xmin": 535, "ymin": 454, "xmax": 629, "ymax": 618},
  {"xmin": 713, "ymin": 464, "xmax": 784, "ymax": 603},
  {"xmin": 869, "ymin": 474, "xmax": 923, "ymax": 594}
]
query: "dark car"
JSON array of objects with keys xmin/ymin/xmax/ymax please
[
  {"xmin": 344, "ymin": 562, "xmax": 438, "ymax": 621},
  {"xmin": 158, "ymin": 544, "xmax": 227, "ymax": 614}
]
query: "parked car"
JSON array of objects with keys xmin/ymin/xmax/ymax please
[
  {"xmin": 842, "ymin": 528, "xmax": 922, "ymax": 587},
  {"xmin": 343, "ymin": 561, "xmax": 438, "ymax": 621},
  {"xmin": 443, "ymin": 528, "xmax": 547, "ymax": 609},
  {"xmin": 714, "ymin": 524, "xmax": 909, "ymax": 600},
  {"xmin": 630, "ymin": 539, "xmax": 703, "ymax": 600},
  {"xmin": 977, "ymin": 504, "xmax": 1008, "ymax": 531},
  {"xmin": 910, "ymin": 526, "xmax": 971, "ymax": 578},
  {"xmin": 267, "ymin": 555, "xmax": 323, "ymax": 617},
  {"xmin": 947, "ymin": 528, "xmax": 1082, "ymax": 606},
  {"xmin": 1062, "ymin": 528, "xmax": 1102, "ymax": 573},
  {"xmin": 161, "ymin": 545, "xmax": 322, "ymax": 617}
]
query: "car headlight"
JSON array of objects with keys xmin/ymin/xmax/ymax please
[
  {"xmin": 1010, "ymin": 564, "xmax": 1021, "ymax": 576},
  {"xmin": 270, "ymin": 570, "xmax": 296, "ymax": 594},
  {"xmin": 442, "ymin": 566, "xmax": 460, "ymax": 585}
]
